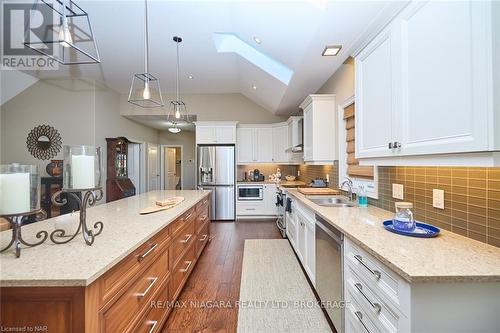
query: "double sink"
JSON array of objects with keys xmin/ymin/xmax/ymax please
[{"xmin": 307, "ymin": 195, "xmax": 357, "ymax": 207}]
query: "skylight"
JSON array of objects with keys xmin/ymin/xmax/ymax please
[{"xmin": 213, "ymin": 33, "xmax": 293, "ymax": 85}]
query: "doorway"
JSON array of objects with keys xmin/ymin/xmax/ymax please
[{"xmin": 161, "ymin": 145, "xmax": 183, "ymax": 190}]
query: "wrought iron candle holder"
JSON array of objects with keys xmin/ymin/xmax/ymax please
[
  {"xmin": 51, "ymin": 187, "xmax": 104, "ymax": 246},
  {"xmin": 0, "ymin": 210, "xmax": 48, "ymax": 258}
]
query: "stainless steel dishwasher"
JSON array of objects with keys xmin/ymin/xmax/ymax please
[{"xmin": 316, "ymin": 214, "xmax": 344, "ymax": 333}]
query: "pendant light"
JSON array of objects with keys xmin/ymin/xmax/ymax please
[
  {"xmin": 128, "ymin": 0, "xmax": 163, "ymax": 108},
  {"xmin": 24, "ymin": 0, "xmax": 100, "ymax": 64},
  {"xmin": 166, "ymin": 36, "xmax": 190, "ymax": 130}
]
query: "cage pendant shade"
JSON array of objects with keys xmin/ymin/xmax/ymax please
[
  {"xmin": 128, "ymin": 0, "xmax": 163, "ymax": 108},
  {"xmin": 167, "ymin": 36, "xmax": 190, "ymax": 124},
  {"xmin": 23, "ymin": 0, "xmax": 100, "ymax": 65}
]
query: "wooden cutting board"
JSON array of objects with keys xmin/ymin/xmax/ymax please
[
  {"xmin": 297, "ymin": 188, "xmax": 340, "ymax": 195},
  {"xmin": 140, "ymin": 197, "xmax": 185, "ymax": 215}
]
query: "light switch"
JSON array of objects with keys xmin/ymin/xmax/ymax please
[
  {"xmin": 297, "ymin": 170, "xmax": 301, "ymax": 177},
  {"xmin": 433, "ymin": 189, "xmax": 445, "ymax": 209},
  {"xmin": 392, "ymin": 184, "xmax": 404, "ymax": 200}
]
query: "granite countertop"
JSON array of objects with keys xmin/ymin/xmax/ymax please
[
  {"xmin": 0, "ymin": 190, "xmax": 210, "ymax": 287},
  {"xmin": 286, "ymin": 189, "xmax": 500, "ymax": 283}
]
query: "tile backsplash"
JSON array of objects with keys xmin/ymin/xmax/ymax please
[
  {"xmin": 237, "ymin": 164, "xmax": 298, "ymax": 181},
  {"xmin": 298, "ymin": 163, "xmax": 339, "ymax": 188},
  {"xmin": 371, "ymin": 167, "xmax": 500, "ymax": 248}
]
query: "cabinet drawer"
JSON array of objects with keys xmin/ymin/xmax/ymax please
[
  {"xmin": 169, "ymin": 207, "xmax": 195, "ymax": 237},
  {"xmin": 345, "ymin": 290, "xmax": 381, "ymax": 333},
  {"xmin": 101, "ymin": 250, "xmax": 169, "ymax": 333},
  {"xmin": 170, "ymin": 218, "xmax": 195, "ymax": 268},
  {"xmin": 345, "ymin": 264, "xmax": 408, "ymax": 332},
  {"xmin": 169, "ymin": 243, "xmax": 196, "ymax": 300},
  {"xmin": 195, "ymin": 206, "xmax": 209, "ymax": 234},
  {"xmin": 196, "ymin": 196, "xmax": 209, "ymax": 214},
  {"xmin": 133, "ymin": 280, "xmax": 171, "ymax": 333},
  {"xmin": 100, "ymin": 226, "xmax": 170, "ymax": 305},
  {"xmin": 196, "ymin": 220, "xmax": 209, "ymax": 256},
  {"xmin": 236, "ymin": 201, "xmax": 265, "ymax": 216},
  {"xmin": 344, "ymin": 239, "xmax": 410, "ymax": 317}
]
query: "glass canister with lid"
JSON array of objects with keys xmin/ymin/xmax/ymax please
[{"xmin": 393, "ymin": 202, "xmax": 416, "ymax": 231}]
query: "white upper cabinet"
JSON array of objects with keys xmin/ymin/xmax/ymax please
[
  {"xmin": 272, "ymin": 125, "xmax": 289, "ymax": 163},
  {"xmin": 255, "ymin": 128, "xmax": 274, "ymax": 162},
  {"xmin": 300, "ymin": 95, "xmax": 337, "ymax": 165},
  {"xmin": 355, "ymin": 27, "xmax": 397, "ymax": 158},
  {"xmin": 195, "ymin": 122, "xmax": 237, "ymax": 144},
  {"xmin": 397, "ymin": 1, "xmax": 490, "ymax": 156},
  {"xmin": 355, "ymin": 1, "xmax": 497, "ymax": 166},
  {"xmin": 237, "ymin": 128, "xmax": 255, "ymax": 163},
  {"xmin": 236, "ymin": 121, "xmax": 300, "ymax": 164}
]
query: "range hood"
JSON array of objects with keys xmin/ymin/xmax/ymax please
[{"xmin": 286, "ymin": 116, "xmax": 303, "ymax": 153}]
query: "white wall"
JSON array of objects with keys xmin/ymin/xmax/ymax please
[
  {"xmin": 121, "ymin": 93, "xmax": 286, "ymax": 124},
  {"xmin": 0, "ymin": 70, "xmax": 39, "ymax": 106},
  {"xmin": 1, "ymin": 79, "xmax": 95, "ymax": 168},
  {"xmin": 159, "ymin": 130, "xmax": 196, "ymax": 190}
]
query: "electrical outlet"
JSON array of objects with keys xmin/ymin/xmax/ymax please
[
  {"xmin": 392, "ymin": 184, "xmax": 404, "ymax": 200},
  {"xmin": 433, "ymin": 189, "xmax": 445, "ymax": 209}
]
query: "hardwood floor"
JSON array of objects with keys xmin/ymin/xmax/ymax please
[{"xmin": 162, "ymin": 220, "xmax": 282, "ymax": 333}]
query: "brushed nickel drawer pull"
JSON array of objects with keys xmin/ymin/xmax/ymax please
[
  {"xmin": 184, "ymin": 212, "xmax": 193, "ymax": 220},
  {"xmin": 203, "ymin": 199, "xmax": 208, "ymax": 205},
  {"xmin": 354, "ymin": 282, "xmax": 382, "ymax": 313},
  {"xmin": 200, "ymin": 234, "xmax": 208, "ymax": 242},
  {"xmin": 199, "ymin": 215, "xmax": 208, "ymax": 221},
  {"xmin": 180, "ymin": 260, "xmax": 192, "ymax": 273},
  {"xmin": 135, "ymin": 277, "xmax": 158, "ymax": 298},
  {"xmin": 147, "ymin": 320, "xmax": 158, "ymax": 333},
  {"xmin": 180, "ymin": 234, "xmax": 192, "ymax": 243},
  {"xmin": 138, "ymin": 244, "xmax": 158, "ymax": 261},
  {"xmin": 354, "ymin": 254, "xmax": 381, "ymax": 280},
  {"xmin": 354, "ymin": 311, "xmax": 371, "ymax": 333}
]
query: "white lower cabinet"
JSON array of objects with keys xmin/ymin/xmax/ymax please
[
  {"xmin": 344, "ymin": 237, "xmax": 500, "ymax": 332},
  {"xmin": 236, "ymin": 184, "xmax": 276, "ymax": 217},
  {"xmin": 289, "ymin": 200, "xmax": 316, "ymax": 285}
]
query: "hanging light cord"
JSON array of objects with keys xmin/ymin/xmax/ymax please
[
  {"xmin": 176, "ymin": 38, "xmax": 180, "ymax": 102},
  {"xmin": 144, "ymin": 0, "xmax": 149, "ymax": 75}
]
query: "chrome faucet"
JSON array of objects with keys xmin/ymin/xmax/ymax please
[{"xmin": 341, "ymin": 177, "xmax": 355, "ymax": 201}]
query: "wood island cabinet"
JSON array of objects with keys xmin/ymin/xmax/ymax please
[{"xmin": 0, "ymin": 195, "xmax": 211, "ymax": 333}]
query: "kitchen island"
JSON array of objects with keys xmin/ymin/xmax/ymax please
[
  {"xmin": 286, "ymin": 189, "xmax": 500, "ymax": 332},
  {"xmin": 0, "ymin": 190, "xmax": 211, "ymax": 333}
]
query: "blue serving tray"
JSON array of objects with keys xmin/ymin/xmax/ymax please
[{"xmin": 383, "ymin": 220, "xmax": 440, "ymax": 238}]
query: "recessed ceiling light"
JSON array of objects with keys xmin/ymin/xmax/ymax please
[
  {"xmin": 252, "ymin": 85, "xmax": 257, "ymax": 90},
  {"xmin": 322, "ymin": 45, "xmax": 342, "ymax": 56},
  {"xmin": 188, "ymin": 74, "xmax": 194, "ymax": 79},
  {"xmin": 253, "ymin": 36, "xmax": 261, "ymax": 44}
]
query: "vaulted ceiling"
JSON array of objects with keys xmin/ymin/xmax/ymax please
[{"xmin": 19, "ymin": 0, "xmax": 390, "ymax": 115}]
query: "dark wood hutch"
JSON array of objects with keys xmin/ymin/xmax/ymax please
[{"xmin": 106, "ymin": 137, "xmax": 136, "ymax": 203}]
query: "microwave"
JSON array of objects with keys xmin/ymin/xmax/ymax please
[{"xmin": 238, "ymin": 185, "xmax": 263, "ymax": 201}]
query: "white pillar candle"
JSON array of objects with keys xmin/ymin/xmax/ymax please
[
  {"xmin": 71, "ymin": 155, "xmax": 95, "ymax": 189},
  {"xmin": 0, "ymin": 173, "xmax": 30, "ymax": 215}
]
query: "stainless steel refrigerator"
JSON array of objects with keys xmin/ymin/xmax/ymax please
[{"xmin": 197, "ymin": 145, "xmax": 235, "ymax": 220}]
